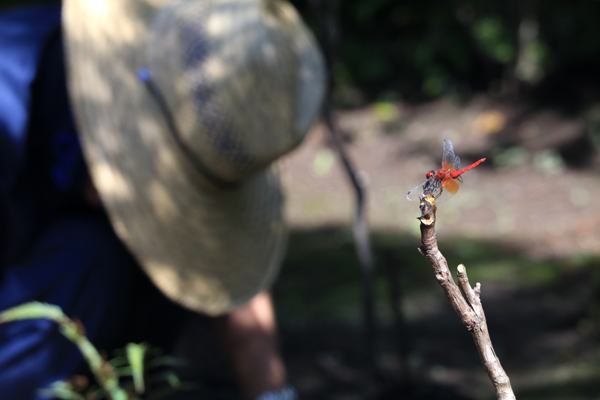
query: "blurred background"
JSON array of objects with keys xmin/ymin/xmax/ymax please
[
  {"xmin": 5, "ymin": 0, "xmax": 599, "ymax": 399},
  {"xmin": 266, "ymin": 1, "xmax": 600, "ymax": 399}
]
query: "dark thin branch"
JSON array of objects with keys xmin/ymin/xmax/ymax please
[
  {"xmin": 309, "ymin": 0, "xmax": 379, "ymax": 377},
  {"xmin": 417, "ymin": 203, "xmax": 516, "ymax": 400},
  {"xmin": 384, "ymin": 251, "xmax": 411, "ymax": 382},
  {"xmin": 323, "ymin": 105, "xmax": 379, "ymax": 378}
]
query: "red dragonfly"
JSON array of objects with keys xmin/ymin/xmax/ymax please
[{"xmin": 407, "ymin": 139, "xmax": 486, "ymax": 214}]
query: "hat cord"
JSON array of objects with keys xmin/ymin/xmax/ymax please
[{"xmin": 137, "ymin": 68, "xmax": 237, "ymax": 190}]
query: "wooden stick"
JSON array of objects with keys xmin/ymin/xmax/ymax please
[
  {"xmin": 417, "ymin": 204, "xmax": 516, "ymax": 400},
  {"xmin": 310, "ymin": 0, "xmax": 380, "ymax": 378}
]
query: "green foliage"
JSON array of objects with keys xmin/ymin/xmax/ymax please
[
  {"xmin": 292, "ymin": 0, "xmax": 600, "ymax": 103},
  {"xmin": 472, "ymin": 17, "xmax": 515, "ymax": 64},
  {"xmin": 0, "ymin": 302, "xmax": 185, "ymax": 400},
  {"xmin": 421, "ymin": 68, "xmax": 448, "ymax": 97},
  {"xmin": 126, "ymin": 343, "xmax": 149, "ymax": 395},
  {"xmin": 525, "ymin": 40, "xmax": 550, "ymax": 66},
  {"xmin": 533, "ymin": 149, "xmax": 565, "ymax": 175},
  {"xmin": 352, "ymin": 0, "xmax": 390, "ymax": 24},
  {"xmin": 0, "ymin": 301, "xmax": 64, "ymax": 322},
  {"xmin": 492, "ymin": 146, "xmax": 529, "ymax": 170}
]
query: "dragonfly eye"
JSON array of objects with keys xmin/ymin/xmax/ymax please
[{"xmin": 426, "ymin": 170, "xmax": 434, "ymax": 179}]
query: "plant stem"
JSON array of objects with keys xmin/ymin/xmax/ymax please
[{"xmin": 0, "ymin": 302, "xmax": 129, "ymax": 400}]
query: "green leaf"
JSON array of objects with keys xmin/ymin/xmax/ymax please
[
  {"xmin": 166, "ymin": 373, "xmax": 182, "ymax": 389},
  {"xmin": 127, "ymin": 342, "xmax": 149, "ymax": 395},
  {"xmin": 472, "ymin": 17, "xmax": 515, "ymax": 64}
]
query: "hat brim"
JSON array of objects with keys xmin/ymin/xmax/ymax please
[{"xmin": 64, "ymin": 0, "xmax": 288, "ymax": 315}]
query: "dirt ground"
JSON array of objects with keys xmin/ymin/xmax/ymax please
[
  {"xmin": 166, "ymin": 95, "xmax": 600, "ymax": 400},
  {"xmin": 282, "ymin": 94, "xmax": 600, "ymax": 258}
]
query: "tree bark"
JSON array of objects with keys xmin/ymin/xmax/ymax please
[{"xmin": 417, "ymin": 204, "xmax": 516, "ymax": 400}]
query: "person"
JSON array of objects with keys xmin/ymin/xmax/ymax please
[{"xmin": 0, "ymin": 1, "xmax": 325, "ymax": 399}]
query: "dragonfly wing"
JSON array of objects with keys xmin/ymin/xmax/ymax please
[
  {"xmin": 436, "ymin": 177, "xmax": 459, "ymax": 206},
  {"xmin": 406, "ymin": 182, "xmax": 425, "ymax": 201},
  {"xmin": 442, "ymin": 139, "xmax": 456, "ymax": 170},
  {"xmin": 444, "ymin": 178, "xmax": 460, "ymax": 195},
  {"xmin": 453, "ymin": 154, "xmax": 460, "ymax": 171}
]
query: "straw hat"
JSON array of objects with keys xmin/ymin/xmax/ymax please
[{"xmin": 63, "ymin": 0, "xmax": 325, "ymax": 315}]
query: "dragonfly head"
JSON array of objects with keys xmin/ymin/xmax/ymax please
[{"xmin": 425, "ymin": 170, "xmax": 435, "ymax": 179}]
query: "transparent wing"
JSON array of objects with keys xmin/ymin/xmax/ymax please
[
  {"xmin": 453, "ymin": 154, "xmax": 460, "ymax": 171},
  {"xmin": 442, "ymin": 139, "xmax": 456, "ymax": 170},
  {"xmin": 406, "ymin": 181, "xmax": 426, "ymax": 201}
]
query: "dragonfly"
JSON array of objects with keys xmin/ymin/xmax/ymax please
[{"xmin": 407, "ymin": 139, "xmax": 486, "ymax": 215}]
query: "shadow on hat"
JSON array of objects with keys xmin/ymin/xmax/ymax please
[{"xmin": 64, "ymin": 0, "xmax": 325, "ymax": 315}]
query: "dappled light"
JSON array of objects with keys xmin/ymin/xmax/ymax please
[{"xmin": 2, "ymin": 0, "xmax": 599, "ymax": 398}]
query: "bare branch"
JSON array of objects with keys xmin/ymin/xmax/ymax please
[
  {"xmin": 457, "ymin": 264, "xmax": 481, "ymax": 319},
  {"xmin": 417, "ymin": 206, "xmax": 516, "ymax": 400},
  {"xmin": 310, "ymin": 0, "xmax": 380, "ymax": 378}
]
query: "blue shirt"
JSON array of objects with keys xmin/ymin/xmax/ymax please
[
  {"xmin": 0, "ymin": 6, "xmax": 60, "ymax": 195},
  {"xmin": 0, "ymin": 6, "xmax": 86, "ymax": 265}
]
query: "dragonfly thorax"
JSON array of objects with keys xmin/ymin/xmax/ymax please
[
  {"xmin": 433, "ymin": 169, "xmax": 449, "ymax": 180},
  {"xmin": 422, "ymin": 175, "xmax": 444, "ymax": 199}
]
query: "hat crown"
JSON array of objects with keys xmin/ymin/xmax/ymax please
[
  {"xmin": 148, "ymin": 0, "xmax": 324, "ymax": 183},
  {"xmin": 64, "ymin": 0, "xmax": 325, "ymax": 314}
]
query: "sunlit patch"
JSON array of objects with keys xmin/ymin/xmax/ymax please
[
  {"xmin": 312, "ymin": 149, "xmax": 335, "ymax": 177},
  {"xmin": 149, "ymin": 181, "xmax": 177, "ymax": 220},
  {"xmin": 85, "ymin": 0, "xmax": 109, "ymax": 17},
  {"xmin": 146, "ymin": 0, "xmax": 168, "ymax": 6},
  {"xmin": 93, "ymin": 163, "xmax": 133, "ymax": 201},
  {"xmin": 145, "ymin": 260, "xmax": 181, "ymax": 293},
  {"xmin": 110, "ymin": 218, "xmax": 129, "ymax": 241},
  {"xmin": 157, "ymin": 146, "xmax": 179, "ymax": 177},
  {"xmin": 204, "ymin": 56, "xmax": 231, "ymax": 86},
  {"xmin": 78, "ymin": 58, "xmax": 113, "ymax": 103},
  {"xmin": 206, "ymin": 5, "xmax": 237, "ymax": 37},
  {"xmin": 472, "ymin": 110, "xmax": 506, "ymax": 136}
]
